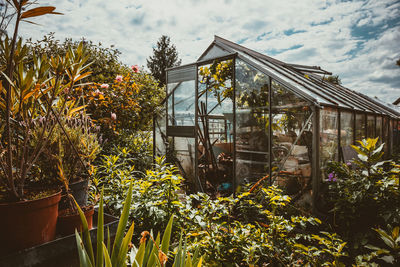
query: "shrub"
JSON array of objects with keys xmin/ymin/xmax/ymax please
[
  {"xmin": 82, "ymin": 70, "xmax": 163, "ymax": 153},
  {"xmin": 326, "ymin": 138, "xmax": 400, "ymax": 256}
]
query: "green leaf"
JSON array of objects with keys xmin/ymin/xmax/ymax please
[
  {"xmin": 107, "ymin": 226, "xmax": 111, "ymax": 255},
  {"xmin": 373, "ymin": 143, "xmax": 384, "ymax": 155},
  {"xmin": 103, "ymin": 243, "xmax": 112, "ymax": 267},
  {"xmin": 146, "ymin": 233, "xmax": 160, "ymax": 267},
  {"xmin": 173, "ymin": 232, "xmax": 183, "ymax": 267},
  {"xmin": 133, "ymin": 242, "xmax": 146, "ymax": 267},
  {"xmin": 196, "ymin": 257, "xmax": 203, "ymax": 267},
  {"xmin": 75, "ymin": 230, "xmax": 94, "ymax": 267},
  {"xmin": 392, "ymin": 227, "xmax": 399, "ymax": 239},
  {"xmin": 161, "ymin": 215, "xmax": 174, "ymax": 254},
  {"xmin": 75, "ymin": 199, "xmax": 95, "ymax": 265},
  {"xmin": 142, "ymin": 232, "xmax": 154, "ymax": 267},
  {"xmin": 96, "ymin": 189, "xmax": 104, "ymax": 267},
  {"xmin": 185, "ymin": 252, "xmax": 193, "ymax": 267},
  {"xmin": 116, "ymin": 222, "xmax": 135, "ymax": 267},
  {"xmin": 111, "ymin": 181, "xmax": 133, "ymax": 265},
  {"xmin": 357, "ymin": 154, "xmax": 368, "ymax": 162},
  {"xmin": 375, "ymin": 228, "xmax": 395, "ymax": 248}
]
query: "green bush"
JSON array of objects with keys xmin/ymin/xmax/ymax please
[
  {"xmin": 180, "ymin": 187, "xmax": 346, "ymax": 266},
  {"xmin": 93, "ymin": 156, "xmax": 183, "ymax": 237},
  {"xmin": 326, "ymin": 138, "xmax": 400, "ymax": 257},
  {"xmin": 96, "ymin": 149, "xmax": 348, "ymax": 265}
]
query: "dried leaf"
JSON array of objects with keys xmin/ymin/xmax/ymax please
[{"xmin": 21, "ymin": 6, "xmax": 63, "ymax": 19}]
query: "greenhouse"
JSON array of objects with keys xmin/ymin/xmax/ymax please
[{"xmin": 154, "ymin": 36, "xmax": 400, "ymax": 209}]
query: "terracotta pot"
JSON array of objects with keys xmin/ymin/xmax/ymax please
[
  {"xmin": 0, "ymin": 189, "xmax": 61, "ymax": 256},
  {"xmin": 57, "ymin": 205, "xmax": 94, "ymax": 236}
]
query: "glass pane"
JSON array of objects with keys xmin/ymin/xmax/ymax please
[
  {"xmin": 383, "ymin": 117, "xmax": 389, "ymax": 154},
  {"xmin": 235, "ymin": 59, "xmax": 270, "ymax": 184},
  {"xmin": 367, "ymin": 115, "xmax": 375, "ymax": 138},
  {"xmin": 174, "ymin": 137, "xmax": 196, "ymax": 186},
  {"xmin": 376, "ymin": 116, "xmax": 382, "ymax": 144},
  {"xmin": 340, "ymin": 111, "xmax": 353, "ymax": 147},
  {"xmin": 271, "ymin": 80, "xmax": 312, "ymax": 196},
  {"xmin": 320, "ymin": 107, "xmax": 339, "ymax": 180},
  {"xmin": 197, "ymin": 59, "xmax": 234, "ymax": 193},
  {"xmin": 167, "ymin": 81, "xmax": 195, "ymax": 126},
  {"xmin": 389, "ymin": 120, "xmax": 394, "ymax": 154},
  {"xmin": 199, "ymin": 45, "xmax": 230, "ymax": 61},
  {"xmin": 355, "ymin": 113, "xmax": 366, "ymax": 141},
  {"xmin": 395, "ymin": 121, "xmax": 400, "ymax": 154},
  {"xmin": 154, "ymin": 107, "xmax": 167, "ymax": 156}
]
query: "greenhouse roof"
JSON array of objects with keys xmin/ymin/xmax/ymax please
[{"xmin": 197, "ymin": 36, "xmax": 400, "ymax": 118}]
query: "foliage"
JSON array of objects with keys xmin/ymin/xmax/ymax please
[
  {"xmin": 356, "ymin": 226, "xmax": 400, "ymax": 266},
  {"xmin": 91, "ymin": 148, "xmax": 136, "ymax": 213},
  {"xmin": 26, "ymin": 32, "xmax": 127, "ymax": 84},
  {"xmin": 198, "ymin": 60, "xmax": 233, "ymax": 101},
  {"xmin": 146, "ymin": 35, "xmax": 181, "ymax": 87},
  {"xmin": 32, "ymin": 107, "xmax": 100, "ymax": 185},
  {"xmin": 0, "ymin": 1, "xmax": 90, "ymax": 201},
  {"xmin": 80, "ymin": 70, "xmax": 163, "ymax": 153},
  {"xmin": 76, "ymin": 182, "xmax": 136, "ymax": 267},
  {"xmin": 110, "ymin": 131, "xmax": 153, "ymax": 175},
  {"xmin": 326, "ymin": 138, "xmax": 400, "ymax": 257},
  {"xmin": 94, "ymin": 156, "xmax": 183, "ymax": 237},
  {"xmin": 96, "ymin": 147, "xmax": 349, "ymax": 265},
  {"xmin": 179, "ymin": 187, "xmax": 346, "ymax": 266},
  {"xmin": 25, "ymin": 33, "xmax": 164, "ymax": 154},
  {"xmin": 76, "ymin": 182, "xmax": 202, "ymax": 267}
]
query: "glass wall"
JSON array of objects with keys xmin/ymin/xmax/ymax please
[
  {"xmin": 173, "ymin": 137, "xmax": 196, "ymax": 186},
  {"xmin": 383, "ymin": 117, "xmax": 389, "ymax": 155},
  {"xmin": 376, "ymin": 116, "xmax": 382, "ymax": 144},
  {"xmin": 235, "ymin": 59, "xmax": 270, "ymax": 184},
  {"xmin": 355, "ymin": 113, "xmax": 366, "ymax": 141},
  {"xmin": 271, "ymin": 80, "xmax": 312, "ymax": 196},
  {"xmin": 395, "ymin": 121, "xmax": 400, "ymax": 154},
  {"xmin": 154, "ymin": 109, "xmax": 167, "ymax": 156},
  {"xmin": 169, "ymin": 81, "xmax": 196, "ymax": 126},
  {"xmin": 161, "ymin": 54, "xmax": 400, "ymax": 200},
  {"xmin": 320, "ymin": 107, "xmax": 338, "ymax": 180},
  {"xmin": 164, "ymin": 71, "xmax": 197, "ymax": 189},
  {"xmin": 367, "ymin": 114, "xmax": 375, "ymax": 138},
  {"xmin": 197, "ymin": 59, "xmax": 234, "ymax": 193},
  {"xmin": 389, "ymin": 119, "xmax": 394, "ymax": 154},
  {"xmin": 340, "ymin": 111, "xmax": 354, "ymax": 147}
]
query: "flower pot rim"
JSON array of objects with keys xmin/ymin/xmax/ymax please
[
  {"xmin": 58, "ymin": 204, "xmax": 94, "ymax": 218},
  {"xmin": 0, "ymin": 188, "xmax": 62, "ymax": 206}
]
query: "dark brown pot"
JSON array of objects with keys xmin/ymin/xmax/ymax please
[
  {"xmin": 0, "ymin": 190, "xmax": 61, "ymax": 256},
  {"xmin": 57, "ymin": 205, "xmax": 94, "ymax": 236},
  {"xmin": 59, "ymin": 178, "xmax": 89, "ymax": 210}
]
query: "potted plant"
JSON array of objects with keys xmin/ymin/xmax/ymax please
[
  {"xmin": 0, "ymin": 0, "xmax": 91, "ymax": 255},
  {"xmin": 34, "ymin": 103, "xmax": 100, "ymax": 210},
  {"xmin": 56, "ymin": 159, "xmax": 95, "ymax": 236}
]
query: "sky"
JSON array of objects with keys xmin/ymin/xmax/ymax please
[{"xmin": 15, "ymin": 0, "xmax": 400, "ymax": 104}]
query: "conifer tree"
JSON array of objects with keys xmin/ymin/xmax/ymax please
[{"xmin": 147, "ymin": 35, "xmax": 181, "ymax": 87}]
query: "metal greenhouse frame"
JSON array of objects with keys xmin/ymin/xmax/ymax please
[{"xmin": 154, "ymin": 36, "xmax": 400, "ymax": 211}]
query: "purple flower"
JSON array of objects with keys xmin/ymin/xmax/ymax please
[
  {"xmin": 328, "ymin": 172, "xmax": 337, "ymax": 182},
  {"xmin": 346, "ymin": 162, "xmax": 352, "ymax": 167}
]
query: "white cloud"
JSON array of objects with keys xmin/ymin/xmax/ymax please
[{"xmin": 14, "ymin": 0, "xmax": 400, "ymax": 103}]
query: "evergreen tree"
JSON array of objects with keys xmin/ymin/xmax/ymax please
[{"xmin": 147, "ymin": 35, "xmax": 181, "ymax": 86}]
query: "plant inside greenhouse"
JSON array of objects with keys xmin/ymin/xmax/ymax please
[{"xmin": 0, "ymin": 1, "xmax": 399, "ymax": 266}]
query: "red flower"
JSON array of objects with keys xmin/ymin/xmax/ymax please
[{"xmin": 131, "ymin": 65, "xmax": 140, "ymax": 73}]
